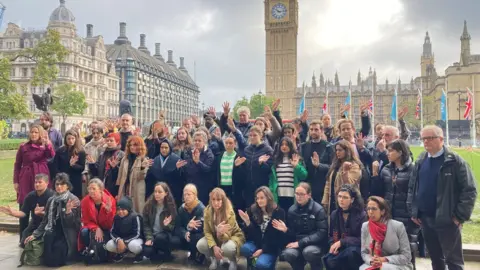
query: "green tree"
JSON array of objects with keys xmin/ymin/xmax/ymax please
[
  {"xmin": 232, "ymin": 93, "xmax": 275, "ymax": 120},
  {"xmin": 0, "ymin": 29, "xmax": 69, "ymax": 119},
  {"xmin": 400, "ymin": 95, "xmax": 436, "ymax": 130},
  {"xmin": 51, "ymin": 83, "xmax": 88, "ymax": 125}
]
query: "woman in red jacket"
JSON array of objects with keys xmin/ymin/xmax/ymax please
[{"xmin": 78, "ymin": 178, "xmax": 116, "ymax": 257}]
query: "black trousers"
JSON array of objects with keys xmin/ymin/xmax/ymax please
[
  {"xmin": 278, "ymin": 196, "xmax": 294, "ymax": 212},
  {"xmin": 179, "ymin": 232, "xmax": 203, "ymax": 256},
  {"xmin": 18, "ymin": 203, "xmax": 28, "ymax": 243},
  {"xmin": 143, "ymin": 232, "xmax": 180, "ymax": 258},
  {"xmin": 43, "ymin": 226, "xmax": 68, "ymax": 267},
  {"xmin": 421, "ymin": 216, "xmax": 464, "ymax": 270}
]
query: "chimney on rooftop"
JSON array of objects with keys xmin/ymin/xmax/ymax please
[
  {"xmin": 140, "ymin": 34, "xmax": 146, "ymax": 48},
  {"xmin": 155, "ymin": 43, "xmax": 161, "ymax": 55},
  {"xmin": 86, "ymin": 24, "xmax": 93, "ymax": 38},
  {"xmin": 179, "ymin": 57, "xmax": 187, "ymax": 72},
  {"xmin": 120, "ymin": 22, "xmax": 126, "ymax": 38}
]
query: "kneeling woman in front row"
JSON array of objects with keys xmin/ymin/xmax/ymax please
[
  {"xmin": 239, "ymin": 186, "xmax": 286, "ymax": 270},
  {"xmin": 197, "ymin": 188, "xmax": 245, "ymax": 270},
  {"xmin": 142, "ymin": 182, "xmax": 178, "ymax": 261}
]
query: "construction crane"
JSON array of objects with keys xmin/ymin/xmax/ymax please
[{"xmin": 0, "ymin": 2, "xmax": 5, "ymax": 28}]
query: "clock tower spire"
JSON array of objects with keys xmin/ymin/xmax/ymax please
[{"xmin": 264, "ymin": 0, "xmax": 299, "ymax": 119}]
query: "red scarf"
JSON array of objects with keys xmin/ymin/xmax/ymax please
[{"xmin": 366, "ymin": 220, "xmax": 387, "ymax": 270}]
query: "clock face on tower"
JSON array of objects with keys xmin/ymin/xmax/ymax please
[{"xmin": 271, "ymin": 3, "xmax": 287, "ymax": 20}]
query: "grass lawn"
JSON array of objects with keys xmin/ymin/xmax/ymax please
[{"xmin": 0, "ymin": 146, "xmax": 479, "ymax": 243}]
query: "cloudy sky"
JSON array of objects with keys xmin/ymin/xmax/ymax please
[{"xmin": 3, "ymin": 0, "xmax": 480, "ymax": 108}]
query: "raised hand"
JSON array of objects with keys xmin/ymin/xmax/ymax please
[
  {"xmin": 234, "ymin": 157, "xmax": 246, "ymax": 167},
  {"xmin": 372, "ymin": 161, "xmax": 380, "ymax": 176},
  {"xmin": 252, "ymin": 249, "xmax": 263, "ymax": 258},
  {"xmin": 0, "ymin": 206, "xmax": 13, "ymax": 216},
  {"xmin": 272, "ymin": 219, "xmax": 287, "ymax": 232},
  {"xmin": 207, "ymin": 106, "xmax": 216, "ymax": 116},
  {"xmin": 355, "ymin": 133, "xmax": 365, "ymax": 149},
  {"xmin": 86, "ymin": 155, "xmax": 95, "ymax": 164},
  {"xmin": 163, "ymin": 215, "xmax": 173, "ymax": 226},
  {"xmin": 227, "ymin": 117, "xmax": 236, "ymax": 132},
  {"xmin": 145, "ymin": 240, "xmax": 153, "ymax": 246},
  {"xmin": 222, "ymin": 101, "xmax": 231, "ymax": 116},
  {"xmin": 376, "ymin": 139, "xmax": 386, "ymax": 152},
  {"xmin": 187, "ymin": 217, "xmax": 202, "ymax": 230},
  {"xmin": 340, "ymin": 104, "xmax": 351, "ymax": 116},
  {"xmin": 102, "ymin": 197, "xmax": 112, "ymax": 213},
  {"xmin": 34, "ymin": 204, "xmax": 45, "ymax": 216},
  {"xmin": 158, "ymin": 110, "xmax": 167, "ymax": 120},
  {"xmin": 176, "ymin": 160, "xmax": 188, "ymax": 169},
  {"xmin": 258, "ymin": 154, "xmax": 270, "ymax": 164},
  {"xmin": 192, "ymin": 148, "xmax": 201, "ymax": 163},
  {"xmin": 398, "ymin": 106, "xmax": 408, "ymax": 119},
  {"xmin": 301, "ymin": 109, "xmax": 309, "ymax": 122},
  {"xmin": 66, "ymin": 199, "xmax": 80, "ymax": 214},
  {"xmin": 238, "ymin": 210, "xmax": 250, "ymax": 226},
  {"xmin": 311, "ymin": 152, "xmax": 320, "ymax": 167},
  {"xmin": 342, "ymin": 161, "xmax": 352, "ymax": 172},
  {"xmin": 69, "ymin": 155, "xmax": 79, "ymax": 166},
  {"xmin": 272, "ymin": 98, "xmax": 281, "ymax": 111},
  {"xmin": 191, "ymin": 115, "xmax": 200, "ymax": 127},
  {"xmin": 291, "ymin": 154, "xmax": 300, "ymax": 168},
  {"xmin": 263, "ymin": 105, "xmax": 273, "ymax": 120},
  {"xmin": 141, "ymin": 158, "xmax": 153, "ymax": 168}
]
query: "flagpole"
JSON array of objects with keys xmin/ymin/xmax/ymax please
[
  {"xmin": 371, "ymin": 77, "xmax": 375, "ymax": 131},
  {"xmin": 472, "ymin": 76, "xmax": 476, "ymax": 147},
  {"xmin": 420, "ymin": 78, "xmax": 424, "ymax": 130},
  {"xmin": 395, "ymin": 82, "xmax": 399, "ymax": 130},
  {"xmin": 444, "ymin": 81, "xmax": 450, "ymax": 146},
  {"xmin": 349, "ymin": 81, "xmax": 352, "ymax": 118}
]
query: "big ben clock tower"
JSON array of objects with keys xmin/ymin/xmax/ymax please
[{"xmin": 265, "ymin": 0, "xmax": 298, "ymax": 119}]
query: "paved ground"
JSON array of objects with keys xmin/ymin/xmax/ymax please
[{"xmin": 0, "ymin": 233, "xmax": 478, "ymax": 269}]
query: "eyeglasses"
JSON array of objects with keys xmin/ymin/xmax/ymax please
[
  {"xmin": 295, "ymin": 192, "xmax": 307, "ymax": 197},
  {"xmin": 366, "ymin": 207, "xmax": 379, "ymax": 212},
  {"xmin": 55, "ymin": 182, "xmax": 66, "ymax": 186},
  {"xmin": 420, "ymin": 136, "xmax": 439, "ymax": 141}
]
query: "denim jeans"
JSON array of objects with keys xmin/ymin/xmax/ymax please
[{"xmin": 240, "ymin": 241, "xmax": 277, "ymax": 270}]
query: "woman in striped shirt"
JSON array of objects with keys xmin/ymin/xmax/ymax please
[{"xmin": 269, "ymin": 137, "xmax": 307, "ymax": 211}]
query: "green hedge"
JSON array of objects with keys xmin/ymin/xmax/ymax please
[{"xmin": 0, "ymin": 139, "xmax": 25, "ymax": 150}]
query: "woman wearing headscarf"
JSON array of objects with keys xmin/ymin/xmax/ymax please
[{"xmin": 145, "ymin": 140, "xmax": 183, "ymax": 206}]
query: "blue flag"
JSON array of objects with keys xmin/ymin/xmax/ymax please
[
  {"xmin": 391, "ymin": 90, "xmax": 397, "ymax": 121},
  {"xmin": 441, "ymin": 90, "xmax": 447, "ymax": 121},
  {"xmin": 344, "ymin": 92, "xmax": 351, "ymax": 117},
  {"xmin": 298, "ymin": 95, "xmax": 305, "ymax": 115}
]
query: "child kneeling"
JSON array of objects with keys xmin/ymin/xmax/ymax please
[{"xmin": 105, "ymin": 197, "xmax": 144, "ymax": 263}]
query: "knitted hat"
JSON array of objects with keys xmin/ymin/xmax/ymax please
[{"xmin": 116, "ymin": 196, "xmax": 133, "ymax": 212}]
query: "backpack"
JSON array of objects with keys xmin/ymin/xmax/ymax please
[
  {"xmin": 18, "ymin": 237, "xmax": 43, "ymax": 267},
  {"xmin": 83, "ymin": 231, "xmax": 109, "ymax": 265}
]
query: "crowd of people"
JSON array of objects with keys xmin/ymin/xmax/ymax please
[{"xmin": 1, "ymin": 99, "xmax": 477, "ymax": 270}]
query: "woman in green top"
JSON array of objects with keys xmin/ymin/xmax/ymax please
[
  {"xmin": 216, "ymin": 133, "xmax": 246, "ymax": 213},
  {"xmin": 269, "ymin": 137, "xmax": 308, "ymax": 211}
]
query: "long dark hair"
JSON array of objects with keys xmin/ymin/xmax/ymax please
[
  {"xmin": 327, "ymin": 140, "xmax": 362, "ymax": 179},
  {"xmin": 337, "ymin": 184, "xmax": 364, "ymax": 211},
  {"xmin": 367, "ymin": 196, "xmax": 391, "ymax": 221},
  {"xmin": 144, "ymin": 182, "xmax": 177, "ymax": 220},
  {"xmin": 63, "ymin": 129, "xmax": 83, "ymax": 156},
  {"xmin": 386, "ymin": 139, "xmax": 411, "ymax": 165},
  {"xmin": 250, "ymin": 186, "xmax": 277, "ymax": 224},
  {"xmin": 274, "ymin": 137, "xmax": 297, "ymax": 165}
]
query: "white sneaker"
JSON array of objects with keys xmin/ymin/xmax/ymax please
[
  {"xmin": 228, "ymin": 260, "xmax": 238, "ymax": 270},
  {"xmin": 209, "ymin": 257, "xmax": 218, "ymax": 270}
]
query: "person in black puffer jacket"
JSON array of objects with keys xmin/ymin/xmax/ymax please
[
  {"xmin": 240, "ymin": 126, "xmax": 274, "ymax": 206},
  {"xmin": 174, "ymin": 184, "xmax": 206, "ymax": 264},
  {"xmin": 276, "ymin": 182, "xmax": 328, "ymax": 270},
  {"xmin": 376, "ymin": 139, "xmax": 419, "ymax": 265}
]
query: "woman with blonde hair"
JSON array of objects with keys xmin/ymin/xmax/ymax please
[
  {"xmin": 175, "ymin": 184, "xmax": 206, "ymax": 264},
  {"xmin": 197, "ymin": 188, "xmax": 245, "ymax": 270},
  {"xmin": 116, "ymin": 136, "xmax": 152, "ymax": 214},
  {"xmin": 322, "ymin": 140, "xmax": 362, "ymax": 217}
]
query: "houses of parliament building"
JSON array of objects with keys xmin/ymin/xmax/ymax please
[{"xmin": 265, "ymin": 0, "xmax": 480, "ymax": 138}]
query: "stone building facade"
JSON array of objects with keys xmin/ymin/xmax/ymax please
[
  {"xmin": 106, "ymin": 23, "xmax": 199, "ymax": 128},
  {"xmin": 3, "ymin": 0, "xmax": 119, "ymax": 133}
]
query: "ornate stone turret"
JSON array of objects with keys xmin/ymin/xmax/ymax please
[
  {"xmin": 460, "ymin": 20, "xmax": 471, "ymax": 66},
  {"xmin": 319, "ymin": 72, "xmax": 325, "ymax": 87},
  {"xmin": 357, "ymin": 70, "xmax": 361, "ymax": 86},
  {"xmin": 311, "ymin": 72, "xmax": 317, "ymax": 91}
]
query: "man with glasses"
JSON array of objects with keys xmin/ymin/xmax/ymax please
[{"xmin": 407, "ymin": 125, "xmax": 477, "ymax": 270}]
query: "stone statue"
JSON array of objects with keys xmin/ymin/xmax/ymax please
[
  {"xmin": 32, "ymin": 87, "xmax": 54, "ymax": 112},
  {"xmin": 119, "ymin": 99, "xmax": 132, "ymax": 116}
]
